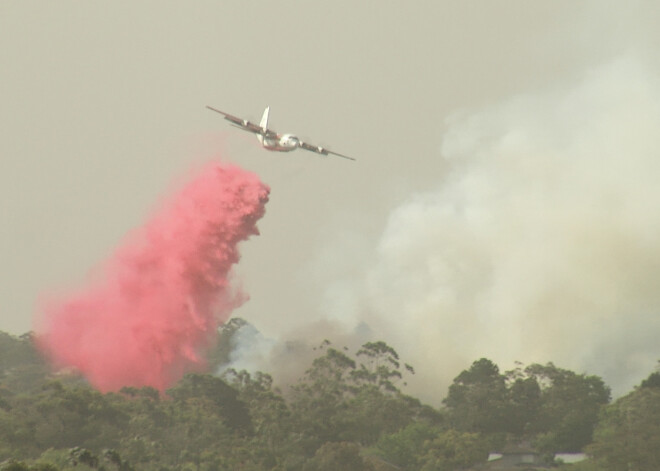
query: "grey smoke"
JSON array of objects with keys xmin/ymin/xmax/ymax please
[
  {"xmin": 227, "ymin": 55, "xmax": 660, "ymax": 403},
  {"xmin": 345, "ymin": 55, "xmax": 660, "ymax": 400},
  {"xmin": 221, "ymin": 319, "xmax": 374, "ymax": 388}
]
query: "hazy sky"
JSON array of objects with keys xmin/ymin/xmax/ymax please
[{"xmin": 2, "ymin": 1, "xmax": 660, "ymax": 402}]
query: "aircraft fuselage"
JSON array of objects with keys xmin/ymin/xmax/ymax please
[{"xmin": 259, "ymin": 133, "xmax": 299, "ymax": 152}]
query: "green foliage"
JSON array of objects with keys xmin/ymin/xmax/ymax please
[
  {"xmin": 506, "ymin": 368, "xmax": 542, "ymax": 435},
  {"xmin": 444, "ymin": 358, "xmax": 610, "ymax": 452},
  {"xmin": 27, "ymin": 465, "xmax": 59, "ymax": 471},
  {"xmin": 419, "ymin": 430, "xmax": 488, "ymax": 471},
  {"xmin": 376, "ymin": 423, "xmax": 487, "ymax": 471},
  {"xmin": 640, "ymin": 371, "xmax": 660, "ymax": 389},
  {"xmin": 0, "ymin": 461, "xmax": 30, "ymax": 471},
  {"xmin": 224, "ymin": 369, "xmax": 304, "ymax": 469},
  {"xmin": 352, "ymin": 341, "xmax": 403, "ymax": 392},
  {"xmin": 444, "ymin": 358, "xmax": 510, "ymax": 434},
  {"xmin": 587, "ymin": 386, "xmax": 660, "ymax": 471},
  {"xmin": 0, "ymin": 328, "xmax": 641, "ymax": 471},
  {"xmin": 0, "ymin": 332, "xmax": 50, "ymax": 394},
  {"xmin": 523, "ymin": 363, "xmax": 611, "ymax": 452},
  {"xmin": 376, "ymin": 422, "xmax": 440, "ymax": 470},
  {"xmin": 205, "ymin": 318, "xmax": 250, "ymax": 371},
  {"xmin": 167, "ymin": 373, "xmax": 252, "ymax": 434},
  {"xmin": 290, "ymin": 340, "xmax": 422, "ymax": 450},
  {"xmin": 289, "ymin": 343, "xmax": 358, "ymax": 450},
  {"xmin": 0, "ymin": 381, "xmax": 128, "ymax": 458},
  {"xmin": 303, "ymin": 442, "xmax": 373, "ymax": 471}
]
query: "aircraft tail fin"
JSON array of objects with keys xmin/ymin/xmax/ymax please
[
  {"xmin": 254, "ymin": 106, "xmax": 269, "ymax": 145},
  {"xmin": 260, "ymin": 106, "xmax": 270, "ymax": 130}
]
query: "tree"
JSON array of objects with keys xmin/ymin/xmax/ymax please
[
  {"xmin": 3, "ymin": 381, "xmax": 128, "ymax": 457},
  {"xmin": 419, "ymin": 430, "xmax": 489, "ymax": 471},
  {"xmin": 587, "ymin": 382, "xmax": 660, "ymax": 471},
  {"xmin": 0, "ymin": 332, "xmax": 50, "ymax": 395},
  {"xmin": 167, "ymin": 373, "xmax": 252, "ymax": 434},
  {"xmin": 342, "ymin": 389, "xmax": 428, "ymax": 445},
  {"xmin": 343, "ymin": 342, "xmax": 422, "ymax": 445},
  {"xmin": 640, "ymin": 362, "xmax": 660, "ymax": 389},
  {"xmin": 205, "ymin": 317, "xmax": 250, "ymax": 371},
  {"xmin": 376, "ymin": 422, "xmax": 440, "ymax": 470},
  {"xmin": 523, "ymin": 363, "xmax": 610, "ymax": 452},
  {"xmin": 443, "ymin": 359, "xmax": 610, "ymax": 452},
  {"xmin": 224, "ymin": 369, "xmax": 303, "ymax": 469},
  {"xmin": 291, "ymin": 340, "xmax": 424, "ymax": 448},
  {"xmin": 0, "ymin": 461, "xmax": 31, "ymax": 471},
  {"xmin": 303, "ymin": 442, "xmax": 374, "ymax": 471},
  {"xmin": 443, "ymin": 358, "xmax": 510, "ymax": 435},
  {"xmin": 289, "ymin": 341, "xmax": 358, "ymax": 450},
  {"xmin": 352, "ymin": 341, "xmax": 405, "ymax": 393},
  {"xmin": 506, "ymin": 374, "xmax": 542, "ymax": 436},
  {"xmin": 376, "ymin": 423, "xmax": 488, "ymax": 471}
]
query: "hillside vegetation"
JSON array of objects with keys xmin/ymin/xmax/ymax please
[{"xmin": 0, "ymin": 324, "xmax": 659, "ymax": 471}]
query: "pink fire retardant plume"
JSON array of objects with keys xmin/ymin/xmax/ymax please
[{"xmin": 36, "ymin": 163, "xmax": 270, "ymax": 392}]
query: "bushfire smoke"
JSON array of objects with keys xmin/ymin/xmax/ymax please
[
  {"xmin": 283, "ymin": 55, "xmax": 660, "ymax": 401},
  {"xmin": 360, "ymin": 56, "xmax": 660, "ymax": 397},
  {"xmin": 36, "ymin": 163, "xmax": 269, "ymax": 392}
]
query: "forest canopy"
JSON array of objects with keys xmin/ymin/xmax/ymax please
[{"xmin": 0, "ymin": 324, "xmax": 658, "ymax": 471}]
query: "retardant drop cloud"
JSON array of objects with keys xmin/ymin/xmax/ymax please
[{"xmin": 36, "ymin": 163, "xmax": 269, "ymax": 392}]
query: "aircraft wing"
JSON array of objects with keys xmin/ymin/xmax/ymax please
[
  {"xmin": 206, "ymin": 106, "xmax": 275, "ymax": 136},
  {"xmin": 300, "ymin": 141, "xmax": 356, "ymax": 161}
]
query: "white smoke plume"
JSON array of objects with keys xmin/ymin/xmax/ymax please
[
  {"xmin": 227, "ymin": 55, "xmax": 660, "ymax": 404},
  {"xmin": 343, "ymin": 55, "xmax": 660, "ymax": 400}
]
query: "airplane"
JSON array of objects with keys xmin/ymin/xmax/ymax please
[{"xmin": 206, "ymin": 105, "xmax": 355, "ymax": 161}]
